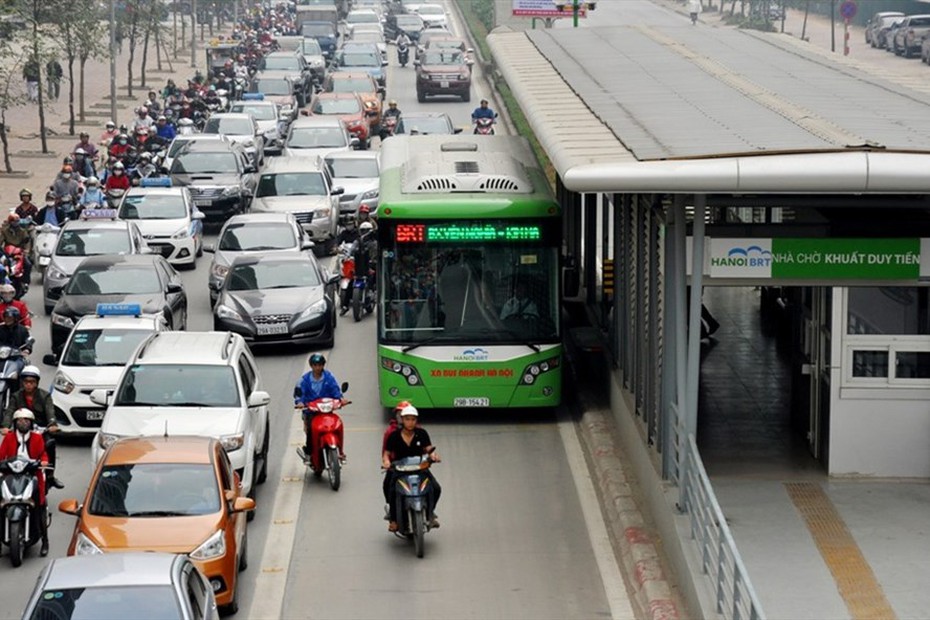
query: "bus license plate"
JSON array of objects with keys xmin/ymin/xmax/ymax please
[
  {"xmin": 453, "ymin": 397, "xmax": 490, "ymax": 407},
  {"xmin": 257, "ymin": 323, "xmax": 289, "ymax": 336}
]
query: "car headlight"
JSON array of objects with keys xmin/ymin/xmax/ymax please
[
  {"xmin": 47, "ymin": 264, "xmax": 68, "ymax": 280},
  {"xmin": 51, "ymin": 313, "xmax": 75, "ymax": 329},
  {"xmin": 211, "ymin": 263, "xmax": 229, "ymax": 280},
  {"xmin": 359, "ymin": 188, "xmax": 378, "ymax": 201},
  {"xmin": 215, "ymin": 304, "xmax": 242, "ymax": 322},
  {"xmin": 221, "ymin": 186, "xmax": 239, "ymax": 197},
  {"xmin": 53, "ymin": 370, "xmax": 75, "ymax": 394},
  {"xmin": 459, "ymin": 72, "xmax": 469, "ymax": 80},
  {"xmin": 190, "ymin": 529, "xmax": 226, "ymax": 561},
  {"xmin": 314, "ymin": 207, "xmax": 332, "ymax": 219},
  {"xmin": 296, "ymin": 298, "xmax": 327, "ymax": 321},
  {"xmin": 97, "ymin": 432, "xmax": 119, "ymax": 451},
  {"xmin": 75, "ymin": 532, "xmax": 103, "ymax": 556},
  {"xmin": 171, "ymin": 226, "xmax": 190, "ymax": 240},
  {"xmin": 219, "ymin": 433, "xmax": 244, "ymax": 452}
]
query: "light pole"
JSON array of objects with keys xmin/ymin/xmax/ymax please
[{"xmin": 109, "ymin": 0, "xmax": 117, "ymax": 125}]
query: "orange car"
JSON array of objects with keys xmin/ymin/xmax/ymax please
[
  {"xmin": 58, "ymin": 436, "xmax": 254, "ymax": 614},
  {"xmin": 302, "ymin": 91, "xmax": 376, "ymax": 148},
  {"xmin": 321, "ymin": 71, "xmax": 384, "ymax": 130}
]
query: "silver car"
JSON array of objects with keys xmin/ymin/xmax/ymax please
[
  {"xmin": 21, "ymin": 552, "xmax": 217, "ymax": 619},
  {"xmin": 229, "ymin": 99, "xmax": 287, "ymax": 155},
  {"xmin": 206, "ymin": 212, "xmax": 315, "ymax": 304},
  {"xmin": 202, "ymin": 112, "xmax": 266, "ymax": 167},
  {"xmin": 284, "ymin": 115, "xmax": 359, "ymax": 159},
  {"xmin": 324, "ymin": 150, "xmax": 380, "ymax": 217}
]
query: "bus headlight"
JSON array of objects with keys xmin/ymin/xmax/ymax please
[
  {"xmin": 381, "ymin": 357, "xmax": 423, "ymax": 387},
  {"xmin": 520, "ymin": 356, "xmax": 561, "ymax": 385}
]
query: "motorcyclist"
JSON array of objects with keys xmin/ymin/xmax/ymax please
[
  {"xmin": 130, "ymin": 106, "xmax": 153, "ymax": 133},
  {"xmin": 79, "ymin": 176, "xmax": 106, "ymax": 208},
  {"xmin": 0, "ymin": 307, "xmax": 30, "ymax": 351},
  {"xmin": 0, "ymin": 409, "xmax": 50, "ymax": 556},
  {"xmin": 72, "ymin": 147, "xmax": 96, "ymax": 179},
  {"xmin": 13, "ymin": 189, "xmax": 38, "ymax": 221},
  {"xmin": 36, "ymin": 192, "xmax": 64, "ymax": 227},
  {"xmin": 108, "ymin": 133, "xmax": 133, "ymax": 161},
  {"xmin": 145, "ymin": 91, "xmax": 162, "ymax": 116},
  {"xmin": 396, "ymin": 32, "xmax": 411, "ymax": 63},
  {"xmin": 382, "ymin": 404, "xmax": 441, "ymax": 532},
  {"xmin": 471, "ymin": 99, "xmax": 497, "ymax": 132},
  {"xmin": 0, "ymin": 285, "xmax": 31, "ymax": 329},
  {"xmin": 57, "ymin": 195, "xmax": 77, "ymax": 222},
  {"xmin": 51, "ymin": 166, "xmax": 81, "ymax": 203},
  {"xmin": 2, "ymin": 367, "xmax": 62, "ymax": 493},
  {"xmin": 98, "ymin": 121, "xmax": 119, "ymax": 149},
  {"xmin": 104, "ymin": 161, "xmax": 131, "ymax": 192},
  {"xmin": 73, "ymin": 131, "xmax": 99, "ymax": 164},
  {"xmin": 294, "ymin": 353, "xmax": 343, "ymax": 460},
  {"xmin": 155, "ymin": 115, "xmax": 176, "ymax": 142},
  {"xmin": 1, "ymin": 215, "xmax": 33, "ymax": 282}
]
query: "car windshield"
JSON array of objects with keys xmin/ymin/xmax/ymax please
[
  {"xmin": 119, "ymin": 194, "xmax": 187, "ymax": 220},
  {"xmin": 256, "ymin": 172, "xmax": 326, "ymax": 197},
  {"xmin": 881, "ymin": 15, "xmax": 901, "ymax": 26},
  {"xmin": 62, "ymin": 329, "xmax": 153, "ymax": 367},
  {"xmin": 55, "ymin": 229, "xmax": 131, "ymax": 257},
  {"xmin": 115, "ymin": 364, "xmax": 240, "ymax": 406},
  {"xmin": 287, "ymin": 127, "xmax": 347, "ymax": 149},
  {"xmin": 65, "ymin": 266, "xmax": 162, "ymax": 295},
  {"xmin": 302, "ymin": 23, "xmax": 334, "ymax": 37},
  {"xmin": 396, "ymin": 15, "xmax": 424, "ymax": 28},
  {"xmin": 29, "ymin": 586, "xmax": 181, "ymax": 620},
  {"xmin": 171, "ymin": 152, "xmax": 238, "ymax": 174},
  {"xmin": 397, "ymin": 116, "xmax": 452, "ymax": 135},
  {"xmin": 352, "ymin": 33, "xmax": 384, "ymax": 44},
  {"xmin": 89, "ymin": 463, "xmax": 221, "ymax": 517},
  {"xmin": 340, "ymin": 52, "xmax": 379, "ymax": 67},
  {"xmin": 231, "ymin": 104, "xmax": 276, "ymax": 121},
  {"xmin": 167, "ymin": 138, "xmax": 202, "ymax": 157},
  {"xmin": 329, "ymin": 77, "xmax": 374, "ymax": 93},
  {"xmin": 252, "ymin": 78, "xmax": 291, "ymax": 96},
  {"xmin": 300, "ymin": 39, "xmax": 322, "ymax": 54},
  {"xmin": 262, "ymin": 56, "xmax": 301, "ymax": 71},
  {"xmin": 423, "ymin": 51, "xmax": 463, "ymax": 65},
  {"xmin": 312, "ymin": 98, "xmax": 361, "ymax": 114},
  {"xmin": 219, "ymin": 223, "xmax": 298, "ymax": 251},
  {"xmin": 325, "ymin": 157, "xmax": 378, "ymax": 179},
  {"xmin": 226, "ymin": 261, "xmax": 321, "ymax": 290},
  {"xmin": 203, "ymin": 117, "xmax": 253, "ymax": 136},
  {"xmin": 347, "ymin": 11, "xmax": 379, "ymax": 23},
  {"xmin": 418, "ymin": 5, "xmax": 444, "ymax": 15}
]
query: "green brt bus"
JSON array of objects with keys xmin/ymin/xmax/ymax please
[{"xmin": 376, "ymin": 135, "xmax": 562, "ymax": 409}]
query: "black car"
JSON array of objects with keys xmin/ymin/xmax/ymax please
[
  {"xmin": 384, "ymin": 13, "xmax": 424, "ymax": 42},
  {"xmin": 50, "ymin": 255, "xmax": 188, "ymax": 354},
  {"xmin": 395, "ymin": 112, "xmax": 462, "ymax": 135},
  {"xmin": 169, "ymin": 141, "xmax": 257, "ymax": 222},
  {"xmin": 213, "ymin": 254, "xmax": 338, "ymax": 347}
]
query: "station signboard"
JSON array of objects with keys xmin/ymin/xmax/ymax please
[{"xmin": 512, "ymin": 0, "xmax": 587, "ymax": 18}]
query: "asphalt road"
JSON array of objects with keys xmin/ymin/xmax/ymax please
[{"xmin": 0, "ymin": 3, "xmax": 631, "ymax": 619}]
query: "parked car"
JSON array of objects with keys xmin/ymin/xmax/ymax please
[
  {"xmin": 866, "ymin": 11, "xmax": 904, "ymax": 47},
  {"xmin": 304, "ymin": 91, "xmax": 376, "ymax": 148},
  {"xmin": 415, "ymin": 48, "xmax": 472, "ymax": 102},
  {"xmin": 206, "ymin": 213, "xmax": 315, "ymax": 304},
  {"xmin": 20, "ymin": 553, "xmax": 217, "ymax": 620},
  {"xmin": 60, "ymin": 436, "xmax": 253, "ymax": 615},
  {"xmin": 891, "ymin": 15, "xmax": 930, "ymax": 57},
  {"xmin": 214, "ymin": 254, "xmax": 338, "ymax": 347}
]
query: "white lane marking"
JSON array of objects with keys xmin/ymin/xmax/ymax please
[
  {"xmin": 245, "ymin": 412, "xmax": 306, "ymax": 619},
  {"xmin": 559, "ymin": 415, "xmax": 638, "ymax": 620}
]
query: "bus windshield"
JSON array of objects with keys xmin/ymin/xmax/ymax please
[{"xmin": 379, "ymin": 232, "xmax": 559, "ymax": 344}]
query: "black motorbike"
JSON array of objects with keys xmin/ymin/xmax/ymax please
[
  {"xmin": 398, "ymin": 43, "xmax": 409, "ymax": 68},
  {"xmin": 387, "ymin": 455, "xmax": 438, "ymax": 558},
  {"xmin": 0, "ymin": 452, "xmax": 49, "ymax": 567}
]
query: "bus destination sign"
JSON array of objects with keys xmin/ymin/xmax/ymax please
[{"xmin": 395, "ymin": 223, "xmax": 542, "ymax": 243}]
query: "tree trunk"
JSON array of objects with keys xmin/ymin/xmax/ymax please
[
  {"xmin": 0, "ymin": 117, "xmax": 12, "ymax": 173},
  {"xmin": 67, "ymin": 55, "xmax": 76, "ymax": 135},
  {"xmin": 127, "ymin": 16, "xmax": 138, "ymax": 98},
  {"xmin": 141, "ymin": 24, "xmax": 150, "ymax": 88},
  {"xmin": 78, "ymin": 55, "xmax": 87, "ymax": 122},
  {"xmin": 155, "ymin": 23, "xmax": 163, "ymax": 71},
  {"xmin": 33, "ymin": 12, "xmax": 48, "ymax": 153},
  {"xmin": 157, "ymin": 26, "xmax": 174, "ymax": 72}
]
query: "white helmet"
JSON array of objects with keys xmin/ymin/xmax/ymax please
[
  {"xmin": 399, "ymin": 405, "xmax": 418, "ymax": 418},
  {"xmin": 359, "ymin": 221, "xmax": 374, "ymax": 233},
  {"xmin": 0, "ymin": 283, "xmax": 14, "ymax": 302},
  {"xmin": 12, "ymin": 408, "xmax": 34, "ymax": 421},
  {"xmin": 20, "ymin": 365, "xmax": 40, "ymax": 381}
]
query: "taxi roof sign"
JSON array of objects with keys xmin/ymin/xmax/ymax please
[
  {"xmin": 96, "ymin": 303, "xmax": 142, "ymax": 317},
  {"xmin": 242, "ymin": 93, "xmax": 265, "ymax": 101},
  {"xmin": 139, "ymin": 177, "xmax": 172, "ymax": 188},
  {"xmin": 80, "ymin": 209, "xmax": 118, "ymax": 220}
]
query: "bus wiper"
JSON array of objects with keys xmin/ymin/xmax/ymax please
[
  {"xmin": 501, "ymin": 328, "xmax": 541, "ymax": 353},
  {"xmin": 401, "ymin": 334, "xmax": 447, "ymax": 353}
]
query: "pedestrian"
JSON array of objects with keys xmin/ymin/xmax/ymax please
[
  {"xmin": 46, "ymin": 58, "xmax": 63, "ymax": 101},
  {"xmin": 22, "ymin": 57, "xmax": 40, "ymax": 103},
  {"xmin": 687, "ymin": 0, "xmax": 702, "ymax": 24}
]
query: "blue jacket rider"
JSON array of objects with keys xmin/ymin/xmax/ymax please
[
  {"xmin": 471, "ymin": 99, "xmax": 495, "ymax": 120},
  {"xmin": 294, "ymin": 353, "xmax": 342, "ymax": 406}
]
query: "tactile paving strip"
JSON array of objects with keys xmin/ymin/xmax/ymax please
[{"xmin": 785, "ymin": 482, "xmax": 896, "ymax": 620}]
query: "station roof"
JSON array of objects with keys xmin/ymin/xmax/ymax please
[{"xmin": 487, "ymin": 23, "xmax": 930, "ymax": 194}]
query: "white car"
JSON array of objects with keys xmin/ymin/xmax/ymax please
[
  {"xmin": 43, "ymin": 303, "xmax": 167, "ymax": 436},
  {"xmin": 324, "ymin": 150, "xmax": 380, "ymax": 216},
  {"xmin": 230, "ymin": 97, "xmax": 287, "ymax": 155},
  {"xmin": 284, "ymin": 115, "xmax": 359, "ymax": 159},
  {"xmin": 415, "ymin": 3, "xmax": 448, "ymax": 29},
  {"xmin": 91, "ymin": 331, "xmax": 271, "ymax": 499},
  {"xmin": 117, "ymin": 180, "xmax": 205, "ymax": 267}
]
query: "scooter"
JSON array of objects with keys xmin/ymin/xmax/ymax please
[
  {"xmin": 387, "ymin": 454, "xmax": 438, "ymax": 558},
  {"xmin": 105, "ymin": 188, "xmax": 125, "ymax": 209},
  {"xmin": 295, "ymin": 382, "xmax": 350, "ymax": 491},
  {"xmin": 352, "ymin": 267, "xmax": 375, "ymax": 322},
  {"xmin": 3, "ymin": 245, "xmax": 28, "ymax": 299},
  {"xmin": 473, "ymin": 115, "xmax": 497, "ymax": 135},
  {"xmin": 0, "ymin": 447, "xmax": 49, "ymax": 567},
  {"xmin": 34, "ymin": 223, "xmax": 60, "ymax": 282},
  {"xmin": 337, "ymin": 242, "xmax": 355, "ymax": 315},
  {"xmin": 0, "ymin": 338, "xmax": 33, "ymax": 411},
  {"xmin": 398, "ymin": 43, "xmax": 409, "ymax": 67},
  {"xmin": 380, "ymin": 115, "xmax": 399, "ymax": 140}
]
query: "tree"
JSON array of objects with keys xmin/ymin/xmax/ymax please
[{"xmin": 0, "ymin": 41, "xmax": 28, "ymax": 172}]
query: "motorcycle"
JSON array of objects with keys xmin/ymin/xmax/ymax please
[
  {"xmin": 35, "ymin": 223, "xmax": 60, "ymax": 280},
  {"xmin": 3, "ymin": 245, "xmax": 28, "ymax": 299},
  {"xmin": 352, "ymin": 264, "xmax": 375, "ymax": 322},
  {"xmin": 0, "ymin": 449, "xmax": 50, "ymax": 567},
  {"xmin": 0, "ymin": 338, "xmax": 34, "ymax": 411},
  {"xmin": 295, "ymin": 382, "xmax": 350, "ymax": 491},
  {"xmin": 398, "ymin": 43, "xmax": 409, "ymax": 67},
  {"xmin": 105, "ymin": 188, "xmax": 125, "ymax": 209},
  {"xmin": 387, "ymin": 454, "xmax": 439, "ymax": 558},
  {"xmin": 380, "ymin": 115, "xmax": 399, "ymax": 140},
  {"xmin": 337, "ymin": 242, "xmax": 355, "ymax": 315},
  {"xmin": 473, "ymin": 115, "xmax": 497, "ymax": 135}
]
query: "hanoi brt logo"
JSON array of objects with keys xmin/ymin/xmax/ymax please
[
  {"xmin": 454, "ymin": 348, "xmax": 489, "ymax": 361},
  {"xmin": 709, "ymin": 239, "xmax": 773, "ymax": 278}
]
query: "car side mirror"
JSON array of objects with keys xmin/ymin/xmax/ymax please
[
  {"xmin": 248, "ymin": 390, "xmax": 271, "ymax": 407},
  {"xmin": 301, "ymin": 240, "xmax": 315, "ymax": 250},
  {"xmin": 140, "ymin": 246, "xmax": 156, "ymax": 255},
  {"xmin": 413, "ymin": 60, "xmax": 420, "ymax": 66},
  {"xmin": 245, "ymin": 165, "xmax": 257, "ymax": 173},
  {"xmin": 89, "ymin": 388, "xmax": 111, "ymax": 406},
  {"xmin": 331, "ymin": 186, "xmax": 345, "ymax": 196},
  {"xmin": 231, "ymin": 497, "xmax": 255, "ymax": 513},
  {"xmin": 327, "ymin": 273, "xmax": 340, "ymax": 285},
  {"xmin": 193, "ymin": 211, "xmax": 205, "ymax": 220},
  {"xmin": 58, "ymin": 499, "xmax": 81, "ymax": 516},
  {"xmin": 340, "ymin": 381, "xmax": 349, "ymax": 394},
  {"xmin": 204, "ymin": 243, "xmax": 216, "ymax": 253},
  {"xmin": 349, "ymin": 137, "xmax": 360, "ymax": 147},
  {"xmin": 42, "ymin": 353, "xmax": 58, "ymax": 366},
  {"xmin": 382, "ymin": 59, "xmax": 388, "ymax": 66},
  {"xmin": 167, "ymin": 282, "xmax": 184, "ymax": 294},
  {"xmin": 453, "ymin": 128, "xmax": 463, "ymax": 134}
]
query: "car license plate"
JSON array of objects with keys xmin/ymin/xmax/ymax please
[
  {"xmin": 453, "ymin": 397, "xmax": 490, "ymax": 408},
  {"xmin": 38, "ymin": 256, "xmax": 50, "ymax": 267},
  {"xmin": 85, "ymin": 410, "xmax": 106, "ymax": 421},
  {"xmin": 440, "ymin": 80, "xmax": 450, "ymax": 88},
  {"xmin": 256, "ymin": 323, "xmax": 289, "ymax": 336},
  {"xmin": 194, "ymin": 199, "xmax": 212, "ymax": 207}
]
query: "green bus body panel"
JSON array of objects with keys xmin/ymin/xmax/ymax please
[{"xmin": 378, "ymin": 345, "xmax": 563, "ymax": 409}]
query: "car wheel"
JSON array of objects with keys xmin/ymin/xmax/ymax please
[
  {"xmin": 417, "ymin": 90, "xmax": 426, "ymax": 103},
  {"xmin": 219, "ymin": 576, "xmax": 239, "ymax": 616},
  {"xmin": 462, "ymin": 90, "xmax": 471, "ymax": 103},
  {"xmin": 238, "ymin": 527, "xmax": 248, "ymax": 572},
  {"xmin": 196, "ymin": 236, "xmax": 203, "ymax": 258},
  {"xmin": 256, "ymin": 419, "xmax": 269, "ymax": 485},
  {"xmin": 44, "ymin": 304, "xmax": 52, "ymax": 316}
]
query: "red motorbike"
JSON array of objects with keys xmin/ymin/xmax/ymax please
[
  {"xmin": 337, "ymin": 242, "xmax": 355, "ymax": 315},
  {"xmin": 473, "ymin": 115, "xmax": 497, "ymax": 135},
  {"xmin": 380, "ymin": 115, "xmax": 399, "ymax": 140},
  {"xmin": 3, "ymin": 245, "xmax": 28, "ymax": 300},
  {"xmin": 296, "ymin": 383, "xmax": 350, "ymax": 491}
]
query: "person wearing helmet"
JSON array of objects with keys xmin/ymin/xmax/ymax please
[
  {"xmin": 130, "ymin": 105, "xmax": 153, "ymax": 133},
  {"xmin": 472, "ymin": 98, "xmax": 496, "ymax": 122},
  {"xmin": 108, "ymin": 133, "xmax": 133, "ymax": 161},
  {"xmin": 0, "ymin": 408, "xmax": 51, "ymax": 555},
  {"xmin": 52, "ymin": 165, "xmax": 80, "ymax": 203},
  {"xmin": 71, "ymin": 146, "xmax": 96, "ymax": 178},
  {"xmin": 2, "ymin": 365, "xmax": 62, "ymax": 493},
  {"xmin": 36, "ymin": 191, "xmax": 64, "ymax": 227},
  {"xmin": 294, "ymin": 353, "xmax": 343, "ymax": 460},
  {"xmin": 104, "ymin": 161, "xmax": 131, "ymax": 192},
  {"xmin": 73, "ymin": 131, "xmax": 99, "ymax": 163},
  {"xmin": 382, "ymin": 404, "xmax": 442, "ymax": 532},
  {"xmin": 1, "ymin": 213, "xmax": 34, "ymax": 283},
  {"xmin": 0, "ymin": 306, "xmax": 29, "ymax": 352},
  {"xmin": 14, "ymin": 189, "xmax": 37, "ymax": 221},
  {"xmin": 155, "ymin": 114, "xmax": 176, "ymax": 142},
  {"xmin": 99, "ymin": 121, "xmax": 119, "ymax": 149},
  {"xmin": 0, "ymin": 284, "xmax": 31, "ymax": 329},
  {"xmin": 79, "ymin": 176, "xmax": 106, "ymax": 209}
]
